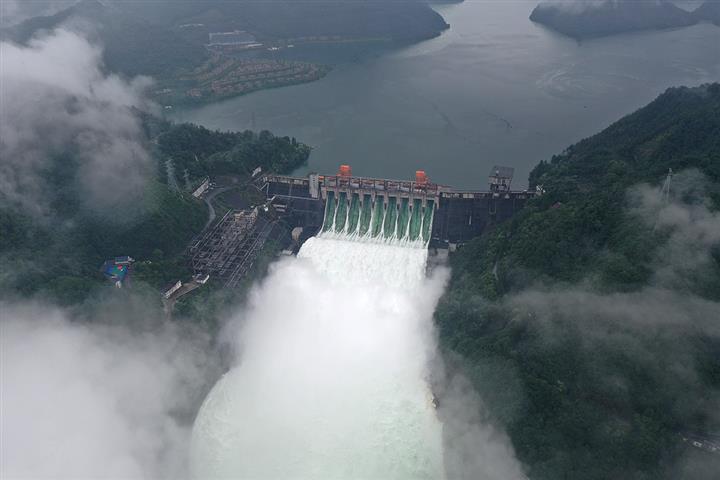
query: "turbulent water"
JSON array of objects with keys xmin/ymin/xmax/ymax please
[
  {"xmin": 321, "ymin": 191, "xmax": 435, "ymax": 247},
  {"xmin": 190, "ymin": 229, "xmax": 446, "ymax": 478}
]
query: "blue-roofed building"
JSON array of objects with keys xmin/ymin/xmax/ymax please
[{"xmin": 101, "ymin": 256, "xmax": 134, "ymax": 287}]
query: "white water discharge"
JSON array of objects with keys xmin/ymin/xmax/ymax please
[{"xmin": 191, "ymin": 225, "xmax": 447, "ymax": 478}]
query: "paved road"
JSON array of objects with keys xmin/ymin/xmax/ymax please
[
  {"xmin": 202, "ymin": 187, "xmax": 232, "ymax": 231},
  {"xmin": 163, "ymin": 280, "xmax": 203, "ymax": 316},
  {"xmin": 166, "ymin": 159, "xmax": 180, "ymax": 192}
]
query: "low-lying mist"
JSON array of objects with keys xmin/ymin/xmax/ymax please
[
  {"xmin": 0, "ymin": 301, "xmax": 218, "ymax": 478},
  {"xmin": 0, "ymin": 28, "xmax": 153, "ymax": 219},
  {"xmin": 1, "ymin": 238, "xmax": 525, "ymax": 479}
]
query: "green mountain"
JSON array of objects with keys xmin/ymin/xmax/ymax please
[
  {"xmin": 2, "ymin": 0, "xmax": 449, "ymax": 103},
  {"xmin": 2, "ymin": 0, "xmax": 207, "ymax": 77},
  {"xmin": 530, "ymin": 0, "xmax": 699, "ymax": 39},
  {"xmin": 108, "ymin": 0, "xmax": 449, "ymax": 43},
  {"xmin": 0, "ymin": 115, "xmax": 310, "ymax": 304},
  {"xmin": 3, "ymin": 0, "xmax": 449, "ymax": 75},
  {"xmin": 436, "ymin": 84, "xmax": 720, "ymax": 479}
]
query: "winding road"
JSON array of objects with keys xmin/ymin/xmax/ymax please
[{"xmin": 202, "ymin": 186, "xmax": 232, "ymax": 231}]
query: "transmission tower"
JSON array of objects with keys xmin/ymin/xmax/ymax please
[
  {"xmin": 653, "ymin": 168, "xmax": 673, "ymax": 232},
  {"xmin": 661, "ymin": 168, "xmax": 673, "ymax": 204}
]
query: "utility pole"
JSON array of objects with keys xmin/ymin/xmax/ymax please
[
  {"xmin": 653, "ymin": 168, "xmax": 673, "ymax": 232},
  {"xmin": 661, "ymin": 168, "xmax": 673, "ymax": 204}
]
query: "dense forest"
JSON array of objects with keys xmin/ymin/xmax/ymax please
[
  {"xmin": 152, "ymin": 119, "xmax": 311, "ymax": 182},
  {"xmin": 436, "ymin": 84, "xmax": 720, "ymax": 479},
  {"xmin": 0, "ymin": 115, "xmax": 310, "ymax": 304},
  {"xmin": 106, "ymin": 0, "xmax": 449, "ymax": 43}
]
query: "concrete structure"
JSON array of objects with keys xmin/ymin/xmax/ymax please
[
  {"xmin": 114, "ymin": 256, "xmax": 134, "ymax": 265},
  {"xmin": 489, "ymin": 165, "xmax": 514, "ymax": 192},
  {"xmin": 291, "ymin": 227, "xmax": 304, "ymax": 242},
  {"xmin": 256, "ymin": 165, "xmax": 539, "ymax": 248},
  {"xmin": 189, "ymin": 207, "xmax": 281, "ymax": 288},
  {"xmin": 163, "ymin": 280, "xmax": 183, "ymax": 299},
  {"xmin": 192, "ymin": 177, "xmax": 210, "ymax": 198},
  {"xmin": 209, "ymin": 30, "xmax": 257, "ymax": 46}
]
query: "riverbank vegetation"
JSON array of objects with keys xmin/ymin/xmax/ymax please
[
  {"xmin": 436, "ymin": 84, "xmax": 720, "ymax": 479},
  {"xmin": 152, "ymin": 118, "xmax": 310, "ymax": 183}
]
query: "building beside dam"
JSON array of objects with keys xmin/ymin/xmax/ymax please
[{"xmin": 257, "ymin": 165, "xmax": 539, "ymax": 249}]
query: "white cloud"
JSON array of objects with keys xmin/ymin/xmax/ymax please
[
  {"xmin": 0, "ymin": 29, "xmax": 154, "ymax": 217},
  {"xmin": 0, "ymin": 303, "xmax": 215, "ymax": 479}
]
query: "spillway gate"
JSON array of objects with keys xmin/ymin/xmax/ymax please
[
  {"xmin": 321, "ymin": 191, "xmax": 435, "ymax": 243},
  {"xmin": 257, "ymin": 165, "xmax": 540, "ymax": 248}
]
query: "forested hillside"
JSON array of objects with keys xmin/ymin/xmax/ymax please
[
  {"xmin": 530, "ymin": 0, "xmax": 699, "ymax": 39},
  {"xmin": 3, "ymin": 0, "xmax": 448, "ymax": 78},
  {"xmin": 153, "ymin": 120, "xmax": 311, "ymax": 182},
  {"xmin": 694, "ymin": 0, "xmax": 720, "ymax": 26},
  {"xmin": 0, "ymin": 115, "xmax": 310, "ymax": 304},
  {"xmin": 108, "ymin": 0, "xmax": 449, "ymax": 42},
  {"xmin": 1, "ymin": 0, "xmax": 448, "ymax": 105},
  {"xmin": 436, "ymin": 84, "xmax": 720, "ymax": 479},
  {"xmin": 2, "ymin": 0, "xmax": 207, "ymax": 77}
]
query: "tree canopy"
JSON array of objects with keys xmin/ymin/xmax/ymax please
[{"xmin": 436, "ymin": 84, "xmax": 720, "ymax": 479}]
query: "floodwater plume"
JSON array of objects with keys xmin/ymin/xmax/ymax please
[
  {"xmin": 191, "ymin": 206, "xmax": 525, "ymax": 479},
  {"xmin": 191, "ymin": 234, "xmax": 446, "ymax": 477}
]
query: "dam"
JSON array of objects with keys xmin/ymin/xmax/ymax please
[
  {"xmin": 187, "ymin": 165, "xmax": 536, "ymax": 288},
  {"xmin": 191, "ymin": 165, "xmax": 536, "ymax": 478},
  {"xmin": 258, "ymin": 164, "xmax": 539, "ymax": 250},
  {"xmin": 191, "ymin": 195, "xmax": 447, "ymax": 478}
]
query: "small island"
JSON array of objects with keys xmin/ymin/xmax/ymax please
[
  {"xmin": 694, "ymin": 0, "xmax": 720, "ymax": 26},
  {"xmin": 529, "ymin": 0, "xmax": 700, "ymax": 39}
]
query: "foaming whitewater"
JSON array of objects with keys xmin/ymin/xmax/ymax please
[{"xmin": 190, "ymin": 223, "xmax": 447, "ymax": 478}]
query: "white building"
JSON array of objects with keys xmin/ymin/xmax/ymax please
[
  {"xmin": 163, "ymin": 280, "xmax": 182, "ymax": 299},
  {"xmin": 192, "ymin": 178, "xmax": 210, "ymax": 198}
]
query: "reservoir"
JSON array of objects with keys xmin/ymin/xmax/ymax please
[{"xmin": 171, "ymin": 0, "xmax": 720, "ymax": 189}]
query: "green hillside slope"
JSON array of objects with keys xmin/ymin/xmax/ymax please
[
  {"xmin": 436, "ymin": 84, "xmax": 720, "ymax": 480},
  {"xmin": 0, "ymin": 115, "xmax": 311, "ymax": 304}
]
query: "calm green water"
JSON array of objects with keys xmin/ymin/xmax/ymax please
[{"xmin": 171, "ymin": 0, "xmax": 720, "ymax": 189}]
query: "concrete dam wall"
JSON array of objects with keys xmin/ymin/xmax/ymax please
[{"xmin": 258, "ymin": 165, "xmax": 538, "ymax": 249}]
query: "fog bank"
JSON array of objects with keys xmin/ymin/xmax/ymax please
[
  {"xmin": 0, "ymin": 29, "xmax": 153, "ymax": 218},
  {"xmin": 0, "ymin": 303, "xmax": 215, "ymax": 479}
]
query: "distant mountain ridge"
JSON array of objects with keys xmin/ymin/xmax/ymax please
[
  {"xmin": 2, "ymin": 0, "xmax": 450, "ymax": 78},
  {"xmin": 694, "ymin": 0, "xmax": 720, "ymax": 25},
  {"xmin": 1, "ymin": 0, "xmax": 207, "ymax": 77},
  {"xmin": 530, "ymin": 0, "xmax": 716, "ymax": 39},
  {"xmin": 112, "ymin": 0, "xmax": 449, "ymax": 42}
]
